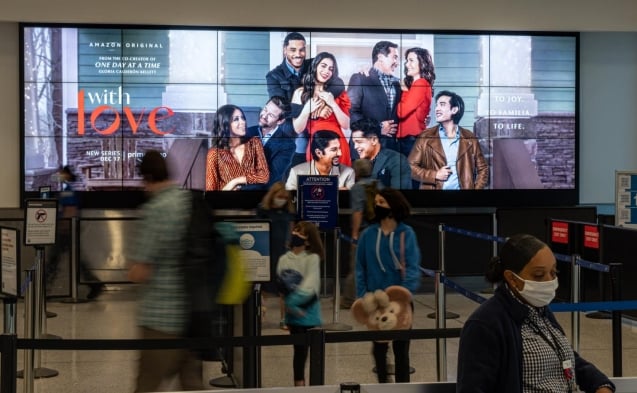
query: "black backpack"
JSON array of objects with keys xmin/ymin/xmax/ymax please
[{"xmin": 182, "ymin": 191, "xmax": 227, "ymax": 339}]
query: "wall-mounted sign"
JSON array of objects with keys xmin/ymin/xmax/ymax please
[
  {"xmin": 615, "ymin": 171, "xmax": 637, "ymax": 228},
  {"xmin": 297, "ymin": 175, "xmax": 338, "ymax": 230},
  {"xmin": 24, "ymin": 199, "xmax": 58, "ymax": 246},
  {"xmin": 1, "ymin": 227, "xmax": 20, "ymax": 296}
]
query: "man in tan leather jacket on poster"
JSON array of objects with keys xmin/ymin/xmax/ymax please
[{"xmin": 408, "ymin": 90, "xmax": 488, "ymax": 190}]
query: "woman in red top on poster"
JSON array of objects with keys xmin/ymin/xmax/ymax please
[
  {"xmin": 205, "ymin": 104, "xmax": 269, "ymax": 190},
  {"xmin": 291, "ymin": 52, "xmax": 352, "ymax": 166},
  {"xmin": 397, "ymin": 47, "xmax": 436, "ymax": 158}
]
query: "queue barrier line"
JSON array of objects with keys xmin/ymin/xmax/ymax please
[
  {"xmin": 441, "ymin": 224, "xmax": 611, "ymax": 274},
  {"xmin": 0, "ymin": 327, "xmax": 462, "ymax": 393},
  {"xmin": 420, "ymin": 264, "xmax": 634, "ymax": 315},
  {"xmin": 13, "ymin": 327, "xmax": 462, "ymax": 352},
  {"xmin": 440, "ymin": 225, "xmax": 507, "ymax": 244},
  {"xmin": 420, "ymin": 266, "xmax": 489, "ymax": 305},
  {"xmin": 550, "ymin": 300, "xmax": 637, "ymax": 313},
  {"xmin": 438, "ymin": 275, "xmax": 488, "ymax": 305}
]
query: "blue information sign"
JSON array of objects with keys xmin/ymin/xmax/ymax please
[{"xmin": 297, "ymin": 175, "xmax": 339, "ymax": 230}]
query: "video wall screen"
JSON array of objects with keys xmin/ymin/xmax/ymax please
[{"xmin": 21, "ymin": 25, "xmax": 578, "ymax": 207}]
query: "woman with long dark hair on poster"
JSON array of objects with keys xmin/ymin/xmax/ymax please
[
  {"xmin": 397, "ymin": 47, "xmax": 435, "ymax": 158},
  {"xmin": 291, "ymin": 51, "xmax": 352, "ymax": 166},
  {"xmin": 205, "ymin": 104, "xmax": 269, "ymax": 190}
]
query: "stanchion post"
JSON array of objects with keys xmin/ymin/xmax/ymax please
[
  {"xmin": 242, "ymin": 284, "xmax": 259, "ymax": 388},
  {"xmin": 324, "ymin": 228, "xmax": 352, "ymax": 331},
  {"xmin": 34, "ymin": 247, "xmax": 45, "ymax": 369},
  {"xmin": 435, "ymin": 270, "xmax": 447, "ymax": 382},
  {"xmin": 0, "ymin": 333, "xmax": 18, "ymax": 393},
  {"xmin": 438, "ymin": 224, "xmax": 446, "ymax": 274},
  {"xmin": 333, "ymin": 228, "xmax": 341, "ymax": 322},
  {"xmin": 570, "ymin": 254, "xmax": 581, "ymax": 353},
  {"xmin": 20, "ymin": 247, "xmax": 59, "ymax": 379},
  {"xmin": 61, "ymin": 217, "xmax": 89, "ymax": 304},
  {"xmin": 428, "ymin": 224, "xmax": 458, "ymax": 320},
  {"xmin": 308, "ymin": 328, "xmax": 326, "ymax": 386},
  {"xmin": 3, "ymin": 297, "xmax": 17, "ymax": 334},
  {"xmin": 70, "ymin": 217, "xmax": 81, "ymax": 300},
  {"xmin": 23, "ymin": 268, "xmax": 36, "ymax": 393},
  {"xmin": 609, "ymin": 262, "xmax": 623, "ymax": 377}
]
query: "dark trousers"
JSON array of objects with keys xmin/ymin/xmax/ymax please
[
  {"xmin": 372, "ymin": 339, "xmax": 411, "ymax": 383},
  {"xmin": 288, "ymin": 325, "xmax": 315, "ymax": 381}
]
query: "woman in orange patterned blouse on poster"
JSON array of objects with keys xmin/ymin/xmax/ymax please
[
  {"xmin": 291, "ymin": 52, "xmax": 352, "ymax": 166},
  {"xmin": 397, "ymin": 47, "xmax": 435, "ymax": 158},
  {"xmin": 205, "ymin": 104, "xmax": 270, "ymax": 191}
]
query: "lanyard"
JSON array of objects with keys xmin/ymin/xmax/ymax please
[{"xmin": 528, "ymin": 318, "xmax": 575, "ymax": 391}]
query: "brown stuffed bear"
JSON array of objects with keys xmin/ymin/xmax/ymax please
[{"xmin": 350, "ymin": 285, "xmax": 413, "ymax": 331}]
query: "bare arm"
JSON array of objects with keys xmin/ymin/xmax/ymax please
[{"xmin": 318, "ymin": 91, "xmax": 350, "ymax": 130}]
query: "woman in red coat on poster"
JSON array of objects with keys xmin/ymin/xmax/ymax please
[{"xmin": 396, "ymin": 47, "xmax": 435, "ymax": 159}]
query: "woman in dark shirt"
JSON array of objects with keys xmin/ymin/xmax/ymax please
[{"xmin": 457, "ymin": 234, "xmax": 614, "ymax": 393}]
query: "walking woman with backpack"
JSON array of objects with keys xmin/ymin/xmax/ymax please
[{"xmin": 355, "ymin": 188, "xmax": 421, "ymax": 383}]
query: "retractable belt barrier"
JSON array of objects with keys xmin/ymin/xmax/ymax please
[{"xmin": 0, "ymin": 326, "xmax": 461, "ymax": 393}]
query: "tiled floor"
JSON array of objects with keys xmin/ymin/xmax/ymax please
[{"xmin": 3, "ymin": 279, "xmax": 637, "ymax": 392}]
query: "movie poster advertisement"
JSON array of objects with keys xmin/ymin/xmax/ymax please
[{"xmin": 22, "ymin": 27, "xmax": 576, "ymax": 193}]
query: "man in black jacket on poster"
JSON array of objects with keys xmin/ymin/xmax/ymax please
[
  {"xmin": 266, "ymin": 32, "xmax": 345, "ymax": 105},
  {"xmin": 348, "ymin": 40, "xmax": 402, "ymax": 153}
]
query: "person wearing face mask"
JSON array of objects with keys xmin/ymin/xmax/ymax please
[
  {"xmin": 257, "ymin": 181, "xmax": 297, "ymax": 329},
  {"xmin": 456, "ymin": 234, "xmax": 614, "ymax": 393},
  {"xmin": 275, "ymin": 221, "xmax": 325, "ymax": 386},
  {"xmin": 355, "ymin": 187, "xmax": 421, "ymax": 383}
]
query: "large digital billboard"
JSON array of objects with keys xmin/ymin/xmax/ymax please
[{"xmin": 21, "ymin": 25, "xmax": 578, "ymax": 207}]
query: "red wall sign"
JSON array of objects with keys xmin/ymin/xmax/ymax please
[
  {"xmin": 551, "ymin": 221, "xmax": 569, "ymax": 244},
  {"xmin": 583, "ymin": 225, "xmax": 600, "ymax": 249}
]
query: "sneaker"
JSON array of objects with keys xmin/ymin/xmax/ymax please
[{"xmin": 279, "ymin": 320, "xmax": 288, "ymax": 330}]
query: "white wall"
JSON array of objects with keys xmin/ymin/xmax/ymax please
[
  {"xmin": 580, "ymin": 33, "xmax": 637, "ymax": 205},
  {"xmin": 0, "ymin": 23, "xmax": 19, "ymax": 207},
  {"xmin": 1, "ymin": 0, "xmax": 636, "ymax": 207},
  {"xmin": 1, "ymin": 0, "xmax": 636, "ymax": 32}
]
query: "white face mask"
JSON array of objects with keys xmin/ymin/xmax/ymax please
[
  {"xmin": 272, "ymin": 197, "xmax": 287, "ymax": 208},
  {"xmin": 512, "ymin": 273, "xmax": 558, "ymax": 307}
]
